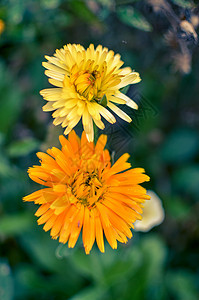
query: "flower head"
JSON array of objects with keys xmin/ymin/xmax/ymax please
[
  {"xmin": 23, "ymin": 131, "xmax": 150, "ymax": 254},
  {"xmin": 134, "ymin": 190, "xmax": 165, "ymax": 232},
  {"xmin": 40, "ymin": 44, "xmax": 141, "ymax": 142}
]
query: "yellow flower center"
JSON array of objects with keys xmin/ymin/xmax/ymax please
[{"xmin": 70, "ymin": 65, "xmax": 100, "ymax": 101}]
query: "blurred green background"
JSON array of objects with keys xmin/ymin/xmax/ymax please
[{"xmin": 0, "ymin": 0, "xmax": 199, "ymax": 299}]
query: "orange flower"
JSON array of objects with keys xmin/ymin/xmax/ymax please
[{"xmin": 23, "ymin": 131, "xmax": 150, "ymax": 254}]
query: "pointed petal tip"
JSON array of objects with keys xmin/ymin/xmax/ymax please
[
  {"xmin": 86, "ymin": 133, "xmax": 94, "ymax": 143},
  {"xmin": 59, "ymin": 134, "xmax": 65, "ymax": 143},
  {"xmin": 64, "ymin": 127, "xmax": 72, "ymax": 136},
  {"xmin": 22, "ymin": 195, "xmax": 29, "ymax": 202}
]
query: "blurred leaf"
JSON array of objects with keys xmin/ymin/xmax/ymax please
[
  {"xmin": 14, "ymin": 264, "xmax": 79, "ymax": 299},
  {"xmin": 103, "ymin": 257, "xmax": 135, "ymax": 285},
  {"xmin": 117, "ymin": 6, "xmax": 152, "ymax": 32},
  {"xmin": 41, "ymin": 0, "xmax": 61, "ymax": 9},
  {"xmin": 7, "ymin": 1, "xmax": 25, "ymax": 25},
  {"xmin": 69, "ymin": 0, "xmax": 98, "ymax": 23},
  {"xmin": 14, "ymin": 264, "xmax": 47, "ymax": 299},
  {"xmin": 141, "ymin": 236, "xmax": 166, "ymax": 279},
  {"xmin": 0, "ymin": 260, "xmax": 14, "ymax": 300},
  {"xmin": 102, "ymin": 245, "xmax": 142, "ymax": 285},
  {"xmin": 0, "ymin": 213, "xmax": 34, "ymax": 236},
  {"xmin": 161, "ymin": 129, "xmax": 199, "ymax": 164},
  {"xmin": 98, "ymin": 243, "xmax": 119, "ymax": 267},
  {"xmin": 19, "ymin": 231, "xmax": 79, "ymax": 277},
  {"xmin": 165, "ymin": 196, "xmax": 191, "ymax": 220},
  {"xmin": 0, "ymin": 154, "xmax": 13, "ymax": 177},
  {"xmin": 20, "ymin": 232, "xmax": 61, "ymax": 272},
  {"xmin": 55, "ymin": 243, "xmax": 76, "ymax": 258},
  {"xmin": 0, "ymin": 62, "xmax": 24, "ymax": 134},
  {"xmin": 166, "ymin": 270, "xmax": 199, "ymax": 300},
  {"xmin": 171, "ymin": 0, "xmax": 193, "ymax": 8},
  {"xmin": 70, "ymin": 247, "xmax": 99, "ymax": 279},
  {"xmin": 69, "ymin": 245, "xmax": 125, "ymax": 283},
  {"xmin": 54, "ymin": 10, "xmax": 74, "ymax": 27},
  {"xmin": 0, "ymin": 132, "xmax": 5, "ymax": 146},
  {"xmin": 69, "ymin": 286, "xmax": 105, "ymax": 300},
  {"xmin": 14, "ymin": 265, "xmax": 43, "ymax": 298},
  {"xmin": 1, "ymin": 174, "xmax": 29, "ymax": 207},
  {"xmin": 70, "ymin": 243, "xmax": 141, "ymax": 284},
  {"xmin": 173, "ymin": 165, "xmax": 199, "ymax": 198},
  {"xmin": 7, "ymin": 138, "xmax": 39, "ymax": 157},
  {"xmin": 133, "ymin": 236, "xmax": 166, "ymax": 300},
  {"xmin": 109, "ymin": 236, "xmax": 167, "ymax": 300},
  {"xmin": 19, "ymin": 232, "xmax": 85, "ymax": 297}
]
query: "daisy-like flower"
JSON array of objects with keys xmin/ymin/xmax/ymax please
[
  {"xmin": 23, "ymin": 131, "xmax": 150, "ymax": 254},
  {"xmin": 40, "ymin": 44, "xmax": 141, "ymax": 142}
]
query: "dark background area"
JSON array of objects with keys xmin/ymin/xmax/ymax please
[{"xmin": 0, "ymin": 0, "xmax": 199, "ymax": 299}]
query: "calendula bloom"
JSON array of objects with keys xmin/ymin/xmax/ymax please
[
  {"xmin": 134, "ymin": 190, "xmax": 165, "ymax": 232},
  {"xmin": 23, "ymin": 131, "xmax": 150, "ymax": 254},
  {"xmin": 40, "ymin": 44, "xmax": 141, "ymax": 142}
]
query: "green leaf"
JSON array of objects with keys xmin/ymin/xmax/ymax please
[
  {"xmin": 7, "ymin": 138, "xmax": 39, "ymax": 157},
  {"xmin": 117, "ymin": 6, "xmax": 152, "ymax": 32},
  {"xmin": 161, "ymin": 129, "xmax": 199, "ymax": 164},
  {"xmin": 99, "ymin": 94, "xmax": 108, "ymax": 107},
  {"xmin": 0, "ymin": 213, "xmax": 34, "ymax": 236},
  {"xmin": 0, "ymin": 260, "xmax": 14, "ymax": 300},
  {"xmin": 119, "ymin": 85, "xmax": 130, "ymax": 95}
]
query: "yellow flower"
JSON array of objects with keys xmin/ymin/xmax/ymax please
[
  {"xmin": 0, "ymin": 20, "xmax": 5, "ymax": 35},
  {"xmin": 40, "ymin": 44, "xmax": 141, "ymax": 142},
  {"xmin": 134, "ymin": 190, "xmax": 165, "ymax": 232},
  {"xmin": 23, "ymin": 130, "xmax": 150, "ymax": 254}
]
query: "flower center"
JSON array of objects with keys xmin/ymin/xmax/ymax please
[
  {"xmin": 70, "ymin": 67, "xmax": 99, "ymax": 101},
  {"xmin": 70, "ymin": 168, "xmax": 105, "ymax": 208}
]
